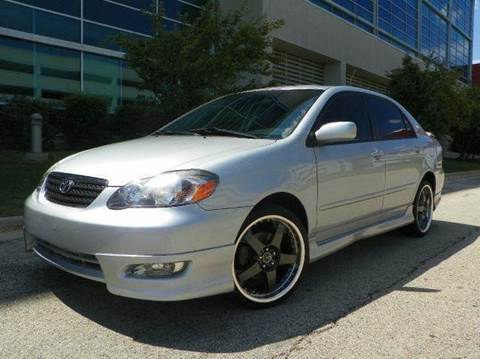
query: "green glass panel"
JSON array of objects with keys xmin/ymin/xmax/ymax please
[{"xmin": 0, "ymin": 36, "xmax": 34, "ymax": 98}]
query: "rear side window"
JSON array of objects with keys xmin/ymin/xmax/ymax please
[
  {"xmin": 365, "ymin": 95, "xmax": 415, "ymax": 140},
  {"xmin": 317, "ymin": 92, "xmax": 371, "ymax": 141}
]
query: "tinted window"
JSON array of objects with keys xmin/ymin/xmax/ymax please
[
  {"xmin": 366, "ymin": 95, "xmax": 413, "ymax": 139},
  {"xmin": 317, "ymin": 92, "xmax": 371, "ymax": 141},
  {"xmin": 84, "ymin": 0, "xmax": 152, "ymax": 35},
  {"xmin": 16, "ymin": 0, "xmax": 81, "ymax": 16},
  {"xmin": 162, "ymin": 90, "xmax": 322, "ymax": 139}
]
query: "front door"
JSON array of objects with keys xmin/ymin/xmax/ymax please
[{"xmin": 312, "ymin": 92, "xmax": 385, "ymax": 241}]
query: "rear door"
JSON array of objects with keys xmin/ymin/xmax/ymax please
[
  {"xmin": 312, "ymin": 92, "xmax": 385, "ymax": 241},
  {"xmin": 364, "ymin": 94, "xmax": 423, "ymax": 214}
]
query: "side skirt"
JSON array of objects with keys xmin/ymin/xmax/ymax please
[{"xmin": 308, "ymin": 205, "xmax": 414, "ymax": 263}]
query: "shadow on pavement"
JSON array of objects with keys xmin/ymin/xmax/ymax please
[{"xmin": 1, "ymin": 219, "xmax": 476, "ymax": 353}]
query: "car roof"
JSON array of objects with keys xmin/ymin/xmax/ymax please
[{"xmin": 243, "ymin": 85, "xmax": 384, "ymax": 96}]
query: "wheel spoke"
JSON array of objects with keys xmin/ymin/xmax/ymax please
[
  {"xmin": 266, "ymin": 270, "xmax": 277, "ymax": 291},
  {"xmin": 417, "ymin": 205, "xmax": 425, "ymax": 213},
  {"xmin": 243, "ymin": 230, "xmax": 265, "ymax": 255},
  {"xmin": 270, "ymin": 223, "xmax": 285, "ymax": 248},
  {"xmin": 279, "ymin": 253, "xmax": 297, "ymax": 265},
  {"xmin": 238, "ymin": 263, "xmax": 262, "ymax": 284}
]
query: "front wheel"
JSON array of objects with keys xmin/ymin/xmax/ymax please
[
  {"xmin": 232, "ymin": 206, "xmax": 307, "ymax": 308},
  {"xmin": 404, "ymin": 180, "xmax": 434, "ymax": 237}
]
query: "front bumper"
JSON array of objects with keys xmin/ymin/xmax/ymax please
[{"xmin": 24, "ymin": 190, "xmax": 252, "ymax": 301}]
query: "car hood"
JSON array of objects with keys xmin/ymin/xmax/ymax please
[{"xmin": 52, "ymin": 136, "xmax": 275, "ymax": 186}]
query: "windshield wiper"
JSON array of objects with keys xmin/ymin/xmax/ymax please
[
  {"xmin": 152, "ymin": 130, "xmax": 198, "ymax": 136},
  {"xmin": 190, "ymin": 127, "xmax": 259, "ymax": 139}
]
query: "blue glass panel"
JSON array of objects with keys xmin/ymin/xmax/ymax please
[
  {"xmin": 159, "ymin": 0, "xmax": 201, "ymax": 21},
  {"xmin": 420, "ymin": 3, "xmax": 447, "ymax": 63},
  {"xmin": 83, "ymin": 22, "xmax": 145, "ymax": 51},
  {"xmin": 0, "ymin": 1, "xmax": 80, "ymax": 43},
  {"xmin": 34, "ymin": 10, "xmax": 81, "ymax": 42},
  {"xmin": 15, "ymin": 0, "xmax": 80, "ymax": 16},
  {"xmin": 378, "ymin": 0, "xmax": 418, "ymax": 48},
  {"xmin": 107, "ymin": 0, "xmax": 154, "ymax": 10},
  {"xmin": 451, "ymin": 0, "xmax": 472, "ymax": 34},
  {"xmin": 449, "ymin": 28, "xmax": 471, "ymax": 79},
  {"xmin": 0, "ymin": 1, "xmax": 33, "ymax": 33},
  {"xmin": 84, "ymin": 0, "xmax": 153, "ymax": 35}
]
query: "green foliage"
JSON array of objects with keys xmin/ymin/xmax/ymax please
[
  {"xmin": 111, "ymin": 101, "xmax": 173, "ymax": 140},
  {"xmin": 451, "ymin": 86, "xmax": 480, "ymax": 159},
  {"xmin": 62, "ymin": 94, "xmax": 109, "ymax": 150},
  {"xmin": 0, "ymin": 97, "xmax": 62, "ymax": 151},
  {"xmin": 387, "ymin": 57, "xmax": 466, "ymax": 136},
  {"xmin": 117, "ymin": 0, "xmax": 284, "ymax": 117}
]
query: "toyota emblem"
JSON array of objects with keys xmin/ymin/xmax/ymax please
[{"xmin": 59, "ymin": 179, "xmax": 75, "ymax": 194}]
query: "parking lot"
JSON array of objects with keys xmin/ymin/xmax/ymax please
[{"xmin": 1, "ymin": 175, "xmax": 479, "ymax": 358}]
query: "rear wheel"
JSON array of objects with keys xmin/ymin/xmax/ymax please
[
  {"xmin": 232, "ymin": 206, "xmax": 307, "ymax": 307},
  {"xmin": 404, "ymin": 181, "xmax": 434, "ymax": 237}
]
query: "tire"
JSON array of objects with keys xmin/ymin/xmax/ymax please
[
  {"xmin": 403, "ymin": 180, "xmax": 434, "ymax": 237},
  {"xmin": 232, "ymin": 205, "xmax": 308, "ymax": 308}
]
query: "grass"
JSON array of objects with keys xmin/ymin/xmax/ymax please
[
  {"xmin": 0, "ymin": 151, "xmax": 73, "ymax": 217},
  {"xmin": 0, "ymin": 151, "xmax": 479, "ymax": 217},
  {"xmin": 443, "ymin": 158, "xmax": 480, "ymax": 174}
]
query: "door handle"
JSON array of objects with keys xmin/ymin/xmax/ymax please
[{"xmin": 370, "ymin": 149, "xmax": 384, "ymax": 160}]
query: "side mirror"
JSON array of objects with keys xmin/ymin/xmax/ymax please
[{"xmin": 314, "ymin": 121, "xmax": 357, "ymax": 144}]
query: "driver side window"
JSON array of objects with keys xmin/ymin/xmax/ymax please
[{"xmin": 317, "ymin": 92, "xmax": 372, "ymax": 142}]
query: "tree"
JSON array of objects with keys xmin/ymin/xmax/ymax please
[
  {"xmin": 387, "ymin": 57, "xmax": 466, "ymax": 137},
  {"xmin": 452, "ymin": 86, "xmax": 480, "ymax": 160},
  {"xmin": 117, "ymin": 0, "xmax": 284, "ymax": 118}
]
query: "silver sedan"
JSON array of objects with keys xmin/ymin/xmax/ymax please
[{"xmin": 24, "ymin": 86, "xmax": 444, "ymax": 307}]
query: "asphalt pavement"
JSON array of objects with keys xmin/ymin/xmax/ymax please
[{"xmin": 1, "ymin": 175, "xmax": 479, "ymax": 358}]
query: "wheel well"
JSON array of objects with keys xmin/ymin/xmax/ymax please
[
  {"xmin": 253, "ymin": 193, "xmax": 309, "ymax": 233},
  {"xmin": 421, "ymin": 171, "xmax": 436, "ymax": 194}
]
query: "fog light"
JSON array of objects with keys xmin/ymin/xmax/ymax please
[{"xmin": 127, "ymin": 262, "xmax": 188, "ymax": 278}]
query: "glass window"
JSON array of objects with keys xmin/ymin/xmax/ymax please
[
  {"xmin": 34, "ymin": 10, "xmax": 80, "ymax": 42},
  {"xmin": 163, "ymin": 90, "xmax": 322, "ymax": 139},
  {"xmin": 421, "ymin": 3, "xmax": 447, "ymax": 63},
  {"xmin": 15, "ymin": 0, "xmax": 81, "ymax": 17},
  {"xmin": 0, "ymin": 36, "xmax": 34, "ymax": 98},
  {"xmin": 331, "ymin": 0, "xmax": 374, "ymax": 22},
  {"xmin": 0, "ymin": 1, "xmax": 33, "ymax": 33},
  {"xmin": 451, "ymin": 0, "xmax": 472, "ymax": 34},
  {"xmin": 84, "ymin": 0, "xmax": 153, "ymax": 35},
  {"xmin": 83, "ymin": 22, "xmax": 145, "ymax": 51},
  {"xmin": 84, "ymin": 53, "xmax": 121, "ymax": 111},
  {"xmin": 106, "ymin": 0, "xmax": 154, "ymax": 10},
  {"xmin": 0, "ymin": 1, "xmax": 80, "ymax": 43},
  {"xmin": 366, "ymin": 95, "xmax": 412, "ymax": 139},
  {"xmin": 429, "ymin": 0, "xmax": 448, "ymax": 16},
  {"xmin": 317, "ymin": 92, "xmax": 371, "ymax": 141},
  {"xmin": 35, "ymin": 44, "xmax": 81, "ymax": 101},
  {"xmin": 449, "ymin": 28, "xmax": 471, "ymax": 79},
  {"xmin": 378, "ymin": 0, "xmax": 418, "ymax": 48},
  {"xmin": 159, "ymin": 0, "xmax": 201, "ymax": 21}
]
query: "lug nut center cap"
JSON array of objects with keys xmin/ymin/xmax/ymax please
[{"xmin": 262, "ymin": 252, "xmax": 273, "ymax": 264}]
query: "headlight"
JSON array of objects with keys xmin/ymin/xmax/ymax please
[{"xmin": 107, "ymin": 170, "xmax": 219, "ymax": 209}]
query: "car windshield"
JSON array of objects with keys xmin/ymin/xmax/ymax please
[{"xmin": 156, "ymin": 89, "xmax": 323, "ymax": 139}]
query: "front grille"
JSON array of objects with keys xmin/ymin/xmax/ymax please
[{"xmin": 45, "ymin": 172, "xmax": 108, "ymax": 208}]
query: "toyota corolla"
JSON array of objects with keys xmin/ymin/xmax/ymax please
[{"xmin": 24, "ymin": 86, "xmax": 444, "ymax": 307}]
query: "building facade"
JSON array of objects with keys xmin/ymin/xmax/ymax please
[
  {"xmin": 0, "ymin": 0, "xmax": 475, "ymax": 109},
  {"xmin": 0, "ymin": 0, "xmax": 201, "ymax": 110}
]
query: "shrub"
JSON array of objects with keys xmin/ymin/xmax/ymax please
[
  {"xmin": 111, "ymin": 101, "xmax": 175, "ymax": 141},
  {"xmin": 0, "ymin": 97, "xmax": 61, "ymax": 151},
  {"xmin": 62, "ymin": 94, "xmax": 108, "ymax": 150}
]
